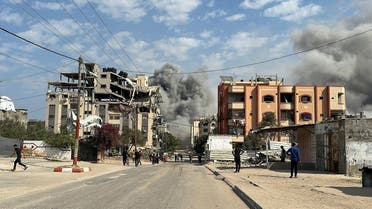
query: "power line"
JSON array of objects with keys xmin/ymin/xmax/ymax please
[
  {"xmin": 86, "ymin": 0, "xmax": 140, "ymax": 72},
  {"xmin": 71, "ymin": 0, "xmax": 128, "ymax": 69},
  {"xmin": 175, "ymin": 27, "xmax": 372, "ymax": 75},
  {"xmin": 13, "ymin": 94, "xmax": 45, "ymax": 101},
  {"xmin": 16, "ymin": 1, "xmax": 92, "ymax": 62},
  {"xmin": 0, "ymin": 52, "xmax": 61, "ymax": 75},
  {"xmin": 0, "ymin": 26, "xmax": 79, "ymax": 62}
]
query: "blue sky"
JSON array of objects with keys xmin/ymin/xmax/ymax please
[{"xmin": 0, "ymin": 0, "xmax": 369, "ymax": 120}]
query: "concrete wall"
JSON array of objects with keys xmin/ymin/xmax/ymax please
[
  {"xmin": 23, "ymin": 140, "xmax": 71, "ymax": 161},
  {"xmin": 344, "ymin": 119, "xmax": 372, "ymax": 176},
  {"xmin": 315, "ymin": 119, "xmax": 372, "ymax": 176}
]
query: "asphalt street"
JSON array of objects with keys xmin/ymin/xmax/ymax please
[{"xmin": 2, "ymin": 163, "xmax": 248, "ymax": 209}]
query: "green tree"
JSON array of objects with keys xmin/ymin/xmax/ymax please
[
  {"xmin": 24, "ymin": 121, "xmax": 50, "ymax": 141},
  {"xmin": 160, "ymin": 132, "xmax": 179, "ymax": 153},
  {"xmin": 44, "ymin": 132, "xmax": 75, "ymax": 148},
  {"xmin": 120, "ymin": 128, "xmax": 146, "ymax": 147},
  {"xmin": 244, "ymin": 112, "xmax": 277, "ymax": 152},
  {"xmin": 93, "ymin": 123, "xmax": 120, "ymax": 161},
  {"xmin": 259, "ymin": 112, "xmax": 277, "ymax": 128},
  {"xmin": 193, "ymin": 135, "xmax": 208, "ymax": 155},
  {"xmin": 0, "ymin": 119, "xmax": 26, "ymax": 139}
]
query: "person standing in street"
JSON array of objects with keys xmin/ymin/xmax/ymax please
[
  {"xmin": 280, "ymin": 145, "xmax": 286, "ymax": 162},
  {"xmin": 232, "ymin": 145, "xmax": 244, "ymax": 173},
  {"xmin": 287, "ymin": 142, "xmax": 300, "ymax": 178},
  {"xmin": 134, "ymin": 149, "xmax": 140, "ymax": 167},
  {"xmin": 11, "ymin": 144, "xmax": 28, "ymax": 171},
  {"xmin": 122, "ymin": 146, "xmax": 129, "ymax": 166}
]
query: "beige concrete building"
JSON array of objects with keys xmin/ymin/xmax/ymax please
[
  {"xmin": 0, "ymin": 109, "xmax": 28, "ymax": 126},
  {"xmin": 218, "ymin": 76, "xmax": 346, "ymax": 142},
  {"xmin": 45, "ymin": 63, "xmax": 161, "ymax": 148},
  {"xmin": 192, "ymin": 115, "xmax": 217, "ymax": 144}
]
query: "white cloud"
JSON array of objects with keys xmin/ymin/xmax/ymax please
[
  {"xmin": 151, "ymin": 0, "xmax": 201, "ymax": 26},
  {"xmin": 264, "ymin": 0, "xmax": 322, "ymax": 22},
  {"xmin": 200, "ymin": 30, "xmax": 213, "ymax": 39},
  {"xmin": 201, "ymin": 9, "xmax": 227, "ymax": 21},
  {"xmin": 32, "ymin": 1, "xmax": 62, "ymax": 10},
  {"xmin": 201, "ymin": 53, "xmax": 226, "ymax": 69},
  {"xmin": 155, "ymin": 37, "xmax": 200, "ymax": 61},
  {"xmin": 240, "ymin": 0, "xmax": 276, "ymax": 9},
  {"xmin": 207, "ymin": 0, "xmax": 215, "ymax": 7},
  {"xmin": 224, "ymin": 32, "xmax": 268, "ymax": 55},
  {"xmin": 0, "ymin": 9, "xmax": 23, "ymax": 25},
  {"xmin": 269, "ymin": 40, "xmax": 291, "ymax": 56},
  {"xmin": 92, "ymin": 0, "xmax": 146, "ymax": 22},
  {"xmin": 225, "ymin": 13, "xmax": 246, "ymax": 21}
]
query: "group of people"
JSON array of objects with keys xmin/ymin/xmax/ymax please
[
  {"xmin": 121, "ymin": 147, "xmax": 143, "ymax": 167},
  {"xmin": 233, "ymin": 142, "xmax": 301, "ymax": 178}
]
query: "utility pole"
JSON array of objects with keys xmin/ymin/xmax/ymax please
[{"xmin": 73, "ymin": 56, "xmax": 83, "ymax": 167}]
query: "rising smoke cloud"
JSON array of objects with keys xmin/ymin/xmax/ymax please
[
  {"xmin": 290, "ymin": 1, "xmax": 372, "ymax": 114},
  {"xmin": 150, "ymin": 63, "xmax": 215, "ymax": 140}
]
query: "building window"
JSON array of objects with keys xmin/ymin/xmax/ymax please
[
  {"xmin": 280, "ymin": 93, "xmax": 293, "ymax": 103},
  {"xmin": 263, "ymin": 95, "xmax": 274, "ymax": 103},
  {"xmin": 319, "ymin": 96, "xmax": 323, "ymax": 100},
  {"xmin": 300, "ymin": 95, "xmax": 311, "ymax": 103},
  {"xmin": 280, "ymin": 110, "xmax": 294, "ymax": 121},
  {"xmin": 101, "ymin": 74, "xmax": 107, "ymax": 79},
  {"xmin": 300, "ymin": 112, "xmax": 312, "ymax": 121},
  {"xmin": 338, "ymin": 93, "xmax": 344, "ymax": 104},
  {"xmin": 101, "ymin": 84, "xmax": 106, "ymax": 89}
]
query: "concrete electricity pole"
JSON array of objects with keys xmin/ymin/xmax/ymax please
[{"xmin": 73, "ymin": 56, "xmax": 83, "ymax": 167}]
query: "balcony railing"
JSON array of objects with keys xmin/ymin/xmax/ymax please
[
  {"xmin": 228, "ymin": 85, "xmax": 244, "ymax": 93},
  {"xmin": 228, "ymin": 102, "xmax": 244, "ymax": 109}
]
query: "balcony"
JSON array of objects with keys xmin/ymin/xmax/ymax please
[
  {"xmin": 280, "ymin": 103, "xmax": 293, "ymax": 110},
  {"xmin": 228, "ymin": 85, "xmax": 244, "ymax": 93},
  {"xmin": 228, "ymin": 102, "xmax": 244, "ymax": 109},
  {"xmin": 279, "ymin": 86, "xmax": 294, "ymax": 93}
]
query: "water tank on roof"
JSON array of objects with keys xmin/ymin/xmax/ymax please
[
  {"xmin": 0, "ymin": 96, "xmax": 16, "ymax": 112},
  {"xmin": 119, "ymin": 71, "xmax": 128, "ymax": 78}
]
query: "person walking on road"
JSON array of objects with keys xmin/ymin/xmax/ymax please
[
  {"xmin": 134, "ymin": 149, "xmax": 140, "ymax": 167},
  {"xmin": 11, "ymin": 144, "xmax": 28, "ymax": 171},
  {"xmin": 280, "ymin": 145, "xmax": 286, "ymax": 162},
  {"xmin": 287, "ymin": 142, "xmax": 300, "ymax": 178},
  {"xmin": 232, "ymin": 145, "xmax": 244, "ymax": 173},
  {"xmin": 122, "ymin": 146, "xmax": 129, "ymax": 166}
]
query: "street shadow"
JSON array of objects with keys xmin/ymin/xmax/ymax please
[{"xmin": 331, "ymin": 186, "xmax": 372, "ymax": 197}]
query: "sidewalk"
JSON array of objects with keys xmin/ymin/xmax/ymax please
[
  {"xmin": 0, "ymin": 157, "xmax": 136, "ymax": 201},
  {"xmin": 206, "ymin": 162, "xmax": 372, "ymax": 209}
]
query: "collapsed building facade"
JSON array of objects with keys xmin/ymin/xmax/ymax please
[
  {"xmin": 45, "ymin": 63, "xmax": 162, "ymax": 148},
  {"xmin": 0, "ymin": 96, "xmax": 28, "ymax": 126}
]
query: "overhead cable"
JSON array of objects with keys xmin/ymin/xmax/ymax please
[
  {"xmin": 0, "ymin": 26, "xmax": 79, "ymax": 62},
  {"xmin": 86, "ymin": 0, "xmax": 140, "ymax": 72},
  {"xmin": 175, "ymin": 27, "xmax": 372, "ymax": 75}
]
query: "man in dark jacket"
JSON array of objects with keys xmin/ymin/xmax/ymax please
[
  {"xmin": 287, "ymin": 142, "xmax": 300, "ymax": 178},
  {"xmin": 11, "ymin": 144, "xmax": 28, "ymax": 171},
  {"xmin": 232, "ymin": 145, "xmax": 244, "ymax": 173}
]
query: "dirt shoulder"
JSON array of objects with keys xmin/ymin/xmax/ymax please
[{"xmin": 207, "ymin": 162, "xmax": 372, "ymax": 209}]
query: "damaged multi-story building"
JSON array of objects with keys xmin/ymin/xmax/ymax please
[
  {"xmin": 45, "ymin": 63, "xmax": 162, "ymax": 148},
  {"xmin": 218, "ymin": 75, "xmax": 346, "ymax": 142}
]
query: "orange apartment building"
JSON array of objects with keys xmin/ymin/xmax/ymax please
[{"xmin": 218, "ymin": 76, "xmax": 346, "ymax": 141}]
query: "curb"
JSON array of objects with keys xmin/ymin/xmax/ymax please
[
  {"xmin": 205, "ymin": 165, "xmax": 263, "ymax": 209},
  {"xmin": 53, "ymin": 167, "xmax": 92, "ymax": 173}
]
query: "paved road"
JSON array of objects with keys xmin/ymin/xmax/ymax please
[{"xmin": 2, "ymin": 163, "xmax": 248, "ymax": 209}]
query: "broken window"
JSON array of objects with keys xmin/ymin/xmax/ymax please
[
  {"xmin": 300, "ymin": 95, "xmax": 311, "ymax": 103},
  {"xmin": 300, "ymin": 112, "xmax": 312, "ymax": 121},
  {"xmin": 338, "ymin": 93, "xmax": 344, "ymax": 104},
  {"xmin": 280, "ymin": 110, "xmax": 294, "ymax": 121},
  {"xmin": 280, "ymin": 93, "xmax": 293, "ymax": 103},
  {"xmin": 263, "ymin": 95, "xmax": 274, "ymax": 103}
]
